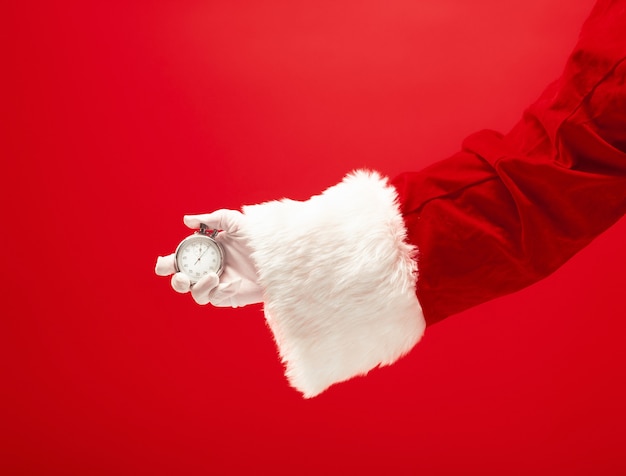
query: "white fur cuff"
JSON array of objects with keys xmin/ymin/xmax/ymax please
[{"xmin": 241, "ymin": 170, "xmax": 425, "ymax": 397}]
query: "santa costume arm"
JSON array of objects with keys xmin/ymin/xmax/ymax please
[
  {"xmin": 394, "ymin": 0, "xmax": 626, "ymax": 326},
  {"xmin": 157, "ymin": 0, "xmax": 626, "ymax": 397}
]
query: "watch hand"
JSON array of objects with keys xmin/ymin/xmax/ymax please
[{"xmin": 195, "ymin": 246, "xmax": 209, "ymax": 264}]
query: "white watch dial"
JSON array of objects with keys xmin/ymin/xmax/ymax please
[{"xmin": 175, "ymin": 235, "xmax": 224, "ymax": 284}]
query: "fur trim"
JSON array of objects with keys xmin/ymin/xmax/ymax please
[{"xmin": 241, "ymin": 170, "xmax": 425, "ymax": 397}]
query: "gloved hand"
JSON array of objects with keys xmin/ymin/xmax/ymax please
[{"xmin": 155, "ymin": 210, "xmax": 263, "ymax": 307}]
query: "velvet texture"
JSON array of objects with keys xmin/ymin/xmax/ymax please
[{"xmin": 393, "ymin": 0, "xmax": 626, "ymax": 326}]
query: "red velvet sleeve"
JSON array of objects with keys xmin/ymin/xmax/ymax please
[{"xmin": 392, "ymin": 0, "xmax": 626, "ymax": 326}]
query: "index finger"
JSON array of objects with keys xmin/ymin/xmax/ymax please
[{"xmin": 155, "ymin": 253, "xmax": 177, "ymax": 276}]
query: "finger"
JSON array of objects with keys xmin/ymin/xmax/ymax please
[
  {"xmin": 190, "ymin": 272, "xmax": 220, "ymax": 305},
  {"xmin": 155, "ymin": 254, "xmax": 177, "ymax": 276},
  {"xmin": 171, "ymin": 273, "xmax": 191, "ymax": 293},
  {"xmin": 183, "ymin": 209, "xmax": 242, "ymax": 233},
  {"xmin": 209, "ymin": 279, "xmax": 243, "ymax": 307}
]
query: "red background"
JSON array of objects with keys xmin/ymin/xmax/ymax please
[{"xmin": 4, "ymin": 0, "xmax": 626, "ymax": 474}]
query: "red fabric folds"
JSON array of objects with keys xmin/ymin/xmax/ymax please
[{"xmin": 393, "ymin": 0, "xmax": 626, "ymax": 326}]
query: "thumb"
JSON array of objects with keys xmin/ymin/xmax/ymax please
[{"xmin": 183, "ymin": 209, "xmax": 243, "ymax": 233}]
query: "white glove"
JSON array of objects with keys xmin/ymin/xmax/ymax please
[{"xmin": 155, "ymin": 210, "xmax": 263, "ymax": 308}]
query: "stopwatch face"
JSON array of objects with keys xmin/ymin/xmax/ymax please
[{"xmin": 175, "ymin": 235, "xmax": 224, "ymax": 284}]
